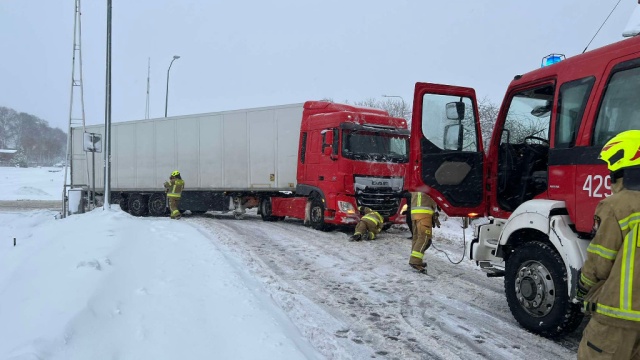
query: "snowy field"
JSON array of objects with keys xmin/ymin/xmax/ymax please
[
  {"xmin": 0, "ymin": 166, "xmax": 65, "ymax": 201},
  {"xmin": 0, "ymin": 167, "xmax": 583, "ymax": 359}
]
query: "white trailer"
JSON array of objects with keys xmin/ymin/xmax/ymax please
[{"xmin": 70, "ymin": 103, "xmax": 304, "ymax": 216}]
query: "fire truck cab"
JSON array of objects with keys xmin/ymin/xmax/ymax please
[{"xmin": 406, "ymin": 34, "xmax": 640, "ymax": 337}]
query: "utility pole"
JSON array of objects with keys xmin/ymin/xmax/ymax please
[
  {"xmin": 145, "ymin": 57, "xmax": 150, "ymax": 119},
  {"xmin": 103, "ymin": 0, "xmax": 112, "ymax": 209},
  {"xmin": 164, "ymin": 55, "xmax": 180, "ymax": 117}
]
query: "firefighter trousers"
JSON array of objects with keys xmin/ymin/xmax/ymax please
[
  {"xmin": 409, "ymin": 217, "xmax": 432, "ymax": 265},
  {"xmin": 578, "ymin": 317, "xmax": 640, "ymax": 359},
  {"xmin": 354, "ymin": 219, "xmax": 378, "ymax": 239},
  {"xmin": 169, "ymin": 197, "xmax": 181, "ymax": 219}
]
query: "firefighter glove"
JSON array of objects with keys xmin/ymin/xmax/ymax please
[
  {"xmin": 576, "ymin": 280, "xmax": 588, "ymax": 302},
  {"xmin": 433, "ymin": 212, "xmax": 441, "ymax": 228}
]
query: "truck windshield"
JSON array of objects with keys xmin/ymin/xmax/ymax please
[{"xmin": 341, "ymin": 131, "xmax": 408, "ymax": 163}]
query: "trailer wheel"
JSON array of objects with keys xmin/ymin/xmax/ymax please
[
  {"xmin": 309, "ymin": 196, "xmax": 326, "ymax": 231},
  {"xmin": 148, "ymin": 193, "xmax": 167, "ymax": 217},
  {"xmin": 119, "ymin": 195, "xmax": 129, "ymax": 212},
  {"xmin": 260, "ymin": 198, "xmax": 278, "ymax": 221},
  {"xmin": 504, "ymin": 241, "xmax": 583, "ymax": 338},
  {"xmin": 128, "ymin": 194, "xmax": 149, "ymax": 217}
]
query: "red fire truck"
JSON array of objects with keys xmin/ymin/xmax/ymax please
[{"xmin": 406, "ymin": 35, "xmax": 640, "ymax": 336}]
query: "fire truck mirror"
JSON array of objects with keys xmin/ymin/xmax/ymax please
[
  {"xmin": 446, "ymin": 101, "xmax": 465, "ymax": 121},
  {"xmin": 443, "ymin": 124, "xmax": 463, "ymax": 151}
]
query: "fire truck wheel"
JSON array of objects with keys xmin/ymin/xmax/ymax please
[
  {"xmin": 504, "ymin": 241, "xmax": 583, "ymax": 338},
  {"xmin": 148, "ymin": 193, "xmax": 167, "ymax": 216},
  {"xmin": 309, "ymin": 196, "xmax": 326, "ymax": 231},
  {"xmin": 128, "ymin": 193, "xmax": 149, "ymax": 217}
]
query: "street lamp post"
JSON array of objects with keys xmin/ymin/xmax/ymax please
[
  {"xmin": 164, "ymin": 55, "xmax": 181, "ymax": 117},
  {"xmin": 382, "ymin": 94, "xmax": 406, "ymax": 119}
]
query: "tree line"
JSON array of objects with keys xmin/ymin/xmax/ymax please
[
  {"xmin": 346, "ymin": 97, "xmax": 500, "ymax": 151},
  {"xmin": 0, "ymin": 106, "xmax": 66, "ymax": 167}
]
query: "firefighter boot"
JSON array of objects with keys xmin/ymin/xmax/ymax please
[
  {"xmin": 350, "ymin": 233, "xmax": 362, "ymax": 242},
  {"xmin": 410, "ymin": 262, "xmax": 428, "ymax": 274}
]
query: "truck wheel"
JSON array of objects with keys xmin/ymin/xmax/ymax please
[
  {"xmin": 128, "ymin": 194, "xmax": 149, "ymax": 217},
  {"xmin": 119, "ymin": 195, "xmax": 129, "ymax": 212},
  {"xmin": 309, "ymin": 197, "xmax": 326, "ymax": 231},
  {"xmin": 504, "ymin": 241, "xmax": 583, "ymax": 338},
  {"xmin": 148, "ymin": 193, "xmax": 167, "ymax": 216},
  {"xmin": 260, "ymin": 198, "xmax": 276, "ymax": 221}
]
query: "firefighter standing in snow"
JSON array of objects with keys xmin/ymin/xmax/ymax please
[
  {"xmin": 164, "ymin": 170, "xmax": 185, "ymax": 219},
  {"xmin": 576, "ymin": 130, "xmax": 640, "ymax": 359},
  {"xmin": 350, "ymin": 206, "xmax": 384, "ymax": 241},
  {"xmin": 409, "ymin": 192, "xmax": 440, "ymax": 273}
]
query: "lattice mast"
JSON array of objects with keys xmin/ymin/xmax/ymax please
[{"xmin": 62, "ymin": 0, "xmax": 89, "ymax": 216}]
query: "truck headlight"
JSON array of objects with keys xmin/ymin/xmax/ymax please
[{"xmin": 338, "ymin": 201, "xmax": 356, "ymax": 215}]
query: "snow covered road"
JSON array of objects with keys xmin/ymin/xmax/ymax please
[{"xmin": 186, "ymin": 212, "xmax": 585, "ymax": 359}]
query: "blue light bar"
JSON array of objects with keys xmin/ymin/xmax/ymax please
[{"xmin": 541, "ymin": 54, "xmax": 566, "ymax": 67}]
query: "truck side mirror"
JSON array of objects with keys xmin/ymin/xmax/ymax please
[
  {"xmin": 444, "ymin": 124, "xmax": 463, "ymax": 151},
  {"xmin": 323, "ymin": 145, "xmax": 333, "ymax": 156},
  {"xmin": 324, "ymin": 130, "xmax": 334, "ymax": 145},
  {"xmin": 446, "ymin": 101, "xmax": 465, "ymax": 121}
]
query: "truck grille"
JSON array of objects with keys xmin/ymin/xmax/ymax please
[{"xmin": 355, "ymin": 187, "xmax": 401, "ymax": 218}]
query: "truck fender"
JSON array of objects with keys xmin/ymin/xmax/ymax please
[
  {"xmin": 295, "ymin": 184, "xmax": 326, "ymax": 201},
  {"xmin": 499, "ymin": 199, "xmax": 588, "ymax": 298}
]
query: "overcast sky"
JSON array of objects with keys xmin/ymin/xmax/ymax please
[{"xmin": 0, "ymin": 0, "xmax": 635, "ymax": 131}]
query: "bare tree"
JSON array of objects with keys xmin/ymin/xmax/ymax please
[
  {"xmin": 351, "ymin": 98, "xmax": 411, "ymax": 122},
  {"xmin": 478, "ymin": 97, "xmax": 500, "ymax": 151}
]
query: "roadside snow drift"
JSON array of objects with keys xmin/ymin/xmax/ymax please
[{"xmin": 0, "ymin": 209, "xmax": 322, "ymax": 360}]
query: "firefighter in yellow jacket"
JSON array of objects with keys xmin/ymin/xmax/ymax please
[
  {"xmin": 164, "ymin": 170, "xmax": 185, "ymax": 220},
  {"xmin": 350, "ymin": 206, "xmax": 384, "ymax": 241},
  {"xmin": 409, "ymin": 191, "xmax": 440, "ymax": 273},
  {"xmin": 577, "ymin": 130, "xmax": 640, "ymax": 359}
]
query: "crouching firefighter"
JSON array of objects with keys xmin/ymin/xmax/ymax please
[
  {"xmin": 576, "ymin": 130, "xmax": 640, "ymax": 359},
  {"xmin": 408, "ymin": 191, "xmax": 439, "ymax": 274},
  {"xmin": 350, "ymin": 206, "xmax": 384, "ymax": 241},
  {"xmin": 164, "ymin": 170, "xmax": 185, "ymax": 220}
]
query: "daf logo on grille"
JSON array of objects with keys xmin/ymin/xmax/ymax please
[{"xmin": 372, "ymin": 181, "xmax": 389, "ymax": 186}]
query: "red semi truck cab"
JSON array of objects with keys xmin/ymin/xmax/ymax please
[
  {"xmin": 267, "ymin": 101, "xmax": 409, "ymax": 230},
  {"xmin": 406, "ymin": 34, "xmax": 640, "ymax": 337}
]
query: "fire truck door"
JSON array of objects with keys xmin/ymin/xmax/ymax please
[{"xmin": 408, "ymin": 82, "xmax": 486, "ymax": 217}]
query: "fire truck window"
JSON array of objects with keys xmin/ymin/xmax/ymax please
[
  {"xmin": 501, "ymin": 85, "xmax": 553, "ymax": 145},
  {"xmin": 593, "ymin": 66, "xmax": 640, "ymax": 147},
  {"xmin": 421, "ymin": 94, "xmax": 477, "ymax": 152},
  {"xmin": 556, "ymin": 77, "xmax": 595, "ymax": 148},
  {"xmin": 497, "ymin": 85, "xmax": 553, "ymax": 211}
]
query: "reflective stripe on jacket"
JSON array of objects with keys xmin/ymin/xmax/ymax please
[
  {"xmin": 581, "ymin": 179, "xmax": 640, "ymax": 327},
  {"xmin": 363, "ymin": 212, "xmax": 383, "ymax": 225},
  {"xmin": 166, "ymin": 179, "xmax": 185, "ymax": 198},
  {"xmin": 410, "ymin": 192, "xmax": 436, "ymax": 216},
  {"xmin": 360, "ymin": 207, "xmax": 384, "ymax": 233}
]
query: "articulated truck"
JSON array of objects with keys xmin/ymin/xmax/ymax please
[
  {"xmin": 406, "ymin": 34, "xmax": 640, "ymax": 337},
  {"xmin": 70, "ymin": 101, "xmax": 409, "ymax": 229}
]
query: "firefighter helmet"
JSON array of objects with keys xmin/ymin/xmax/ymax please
[
  {"xmin": 358, "ymin": 206, "xmax": 372, "ymax": 215},
  {"xmin": 599, "ymin": 130, "xmax": 640, "ymax": 172},
  {"xmin": 171, "ymin": 170, "xmax": 180, "ymax": 177}
]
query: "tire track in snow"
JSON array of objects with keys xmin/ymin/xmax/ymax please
[{"xmin": 185, "ymin": 213, "xmax": 580, "ymax": 359}]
